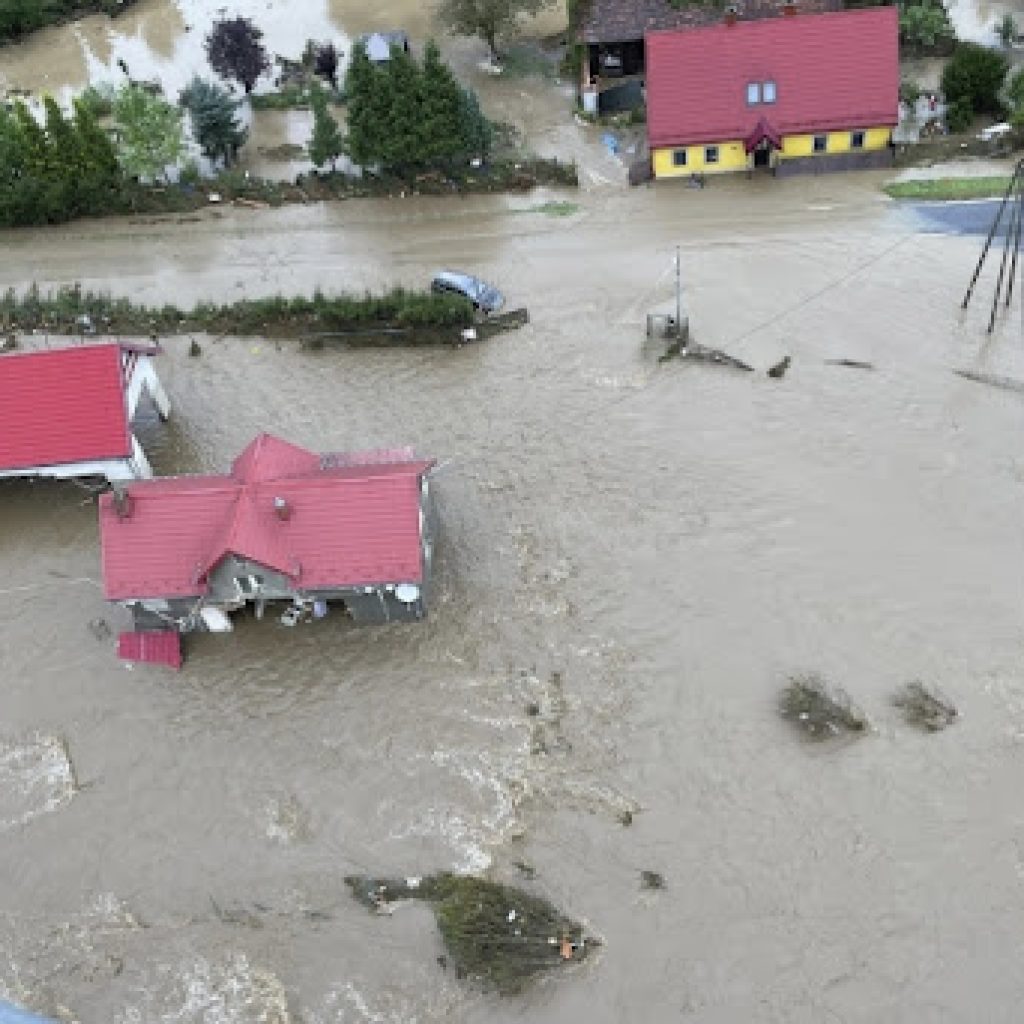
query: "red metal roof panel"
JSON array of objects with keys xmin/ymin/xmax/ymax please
[
  {"xmin": 0, "ymin": 344, "xmax": 131, "ymax": 470},
  {"xmin": 646, "ymin": 7, "xmax": 899, "ymax": 149},
  {"xmin": 99, "ymin": 434, "xmax": 434, "ymax": 600},
  {"xmin": 118, "ymin": 630, "xmax": 183, "ymax": 669}
]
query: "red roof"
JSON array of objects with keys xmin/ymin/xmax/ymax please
[
  {"xmin": 99, "ymin": 434, "xmax": 434, "ymax": 600},
  {"xmin": 0, "ymin": 344, "xmax": 131, "ymax": 470},
  {"xmin": 118, "ymin": 630, "xmax": 183, "ymax": 670},
  {"xmin": 646, "ymin": 7, "xmax": 899, "ymax": 149}
]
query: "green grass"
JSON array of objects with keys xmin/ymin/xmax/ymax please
[
  {"xmin": 250, "ymin": 85, "xmax": 345, "ymax": 110},
  {"xmin": 883, "ymin": 176, "xmax": 1015, "ymax": 200},
  {"xmin": 523, "ymin": 200, "xmax": 580, "ymax": 217}
]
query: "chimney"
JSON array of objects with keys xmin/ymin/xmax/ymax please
[
  {"xmin": 783, "ymin": 0, "xmax": 797, "ymax": 15},
  {"xmin": 724, "ymin": 5, "xmax": 738, "ymax": 26},
  {"xmin": 113, "ymin": 487, "xmax": 133, "ymax": 520},
  {"xmin": 273, "ymin": 496, "xmax": 291, "ymax": 522}
]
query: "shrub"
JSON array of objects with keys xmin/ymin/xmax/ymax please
[
  {"xmin": 946, "ymin": 96, "xmax": 974, "ymax": 132},
  {"xmin": 900, "ymin": 79, "xmax": 922, "ymax": 105},
  {"xmin": 940, "ymin": 42, "xmax": 1010, "ymax": 118}
]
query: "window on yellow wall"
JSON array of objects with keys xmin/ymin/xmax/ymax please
[
  {"xmin": 851, "ymin": 130, "xmax": 865, "ymax": 149},
  {"xmin": 705, "ymin": 145, "xmax": 719, "ymax": 164},
  {"xmin": 813, "ymin": 135, "xmax": 827, "ymax": 153},
  {"xmin": 673, "ymin": 149, "xmax": 687, "ymax": 167}
]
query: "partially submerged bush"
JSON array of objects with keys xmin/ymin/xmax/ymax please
[
  {"xmin": 345, "ymin": 873, "xmax": 594, "ymax": 995},
  {"xmin": 893, "ymin": 681, "xmax": 958, "ymax": 731},
  {"xmin": 779, "ymin": 674, "xmax": 868, "ymax": 739}
]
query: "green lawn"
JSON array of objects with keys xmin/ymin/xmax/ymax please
[{"xmin": 883, "ymin": 176, "xmax": 1016, "ymax": 201}]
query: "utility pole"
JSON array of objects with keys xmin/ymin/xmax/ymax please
[{"xmin": 675, "ymin": 245, "xmax": 682, "ymax": 342}]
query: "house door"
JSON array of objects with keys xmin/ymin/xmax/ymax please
[{"xmin": 753, "ymin": 144, "xmax": 771, "ymax": 169}]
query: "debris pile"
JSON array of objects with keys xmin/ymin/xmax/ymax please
[
  {"xmin": 779, "ymin": 674, "xmax": 868, "ymax": 739},
  {"xmin": 893, "ymin": 681, "xmax": 958, "ymax": 731},
  {"xmin": 345, "ymin": 873, "xmax": 594, "ymax": 994}
]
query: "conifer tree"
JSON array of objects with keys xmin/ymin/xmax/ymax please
[
  {"xmin": 419, "ymin": 40, "xmax": 465, "ymax": 166},
  {"xmin": 343, "ymin": 42, "xmax": 382, "ymax": 169},
  {"xmin": 179, "ymin": 77, "xmax": 249, "ymax": 167},
  {"xmin": 308, "ymin": 86, "xmax": 344, "ymax": 170}
]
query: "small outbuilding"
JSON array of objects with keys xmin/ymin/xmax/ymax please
[
  {"xmin": 99, "ymin": 433, "xmax": 437, "ymax": 636},
  {"xmin": 0, "ymin": 342, "xmax": 170, "ymax": 484},
  {"xmin": 646, "ymin": 6, "xmax": 899, "ymax": 178},
  {"xmin": 356, "ymin": 30, "xmax": 411, "ymax": 63}
]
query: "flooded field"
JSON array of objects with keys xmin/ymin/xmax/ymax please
[
  {"xmin": 1, "ymin": 1, "xmax": 1024, "ymax": 1022},
  {"xmin": 0, "ymin": 167, "xmax": 1022, "ymax": 1022}
]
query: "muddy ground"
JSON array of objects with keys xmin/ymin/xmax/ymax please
[{"xmin": 2, "ymin": 2, "xmax": 1024, "ymax": 1023}]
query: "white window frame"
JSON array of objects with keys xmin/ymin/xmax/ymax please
[
  {"xmin": 673, "ymin": 149, "xmax": 688, "ymax": 167},
  {"xmin": 812, "ymin": 134, "xmax": 828, "ymax": 154},
  {"xmin": 850, "ymin": 130, "xmax": 865, "ymax": 149},
  {"xmin": 746, "ymin": 82, "xmax": 761, "ymax": 105},
  {"xmin": 704, "ymin": 145, "xmax": 720, "ymax": 165},
  {"xmin": 762, "ymin": 80, "xmax": 777, "ymax": 104}
]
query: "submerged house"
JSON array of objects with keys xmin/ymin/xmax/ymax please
[
  {"xmin": 646, "ymin": 6, "xmax": 899, "ymax": 178},
  {"xmin": 99, "ymin": 433, "xmax": 436, "ymax": 638},
  {"xmin": 356, "ymin": 30, "xmax": 411, "ymax": 63},
  {"xmin": 0, "ymin": 342, "xmax": 170, "ymax": 484}
]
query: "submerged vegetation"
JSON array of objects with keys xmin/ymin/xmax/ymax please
[
  {"xmin": 779, "ymin": 674, "xmax": 869, "ymax": 740},
  {"xmin": 893, "ymin": 681, "xmax": 958, "ymax": 731},
  {"xmin": 345, "ymin": 873, "xmax": 594, "ymax": 995},
  {"xmin": 0, "ymin": 284, "xmax": 475, "ymax": 340},
  {"xmin": 0, "ymin": 0, "xmax": 140, "ymax": 43},
  {"xmin": 884, "ymin": 176, "xmax": 1016, "ymax": 201}
]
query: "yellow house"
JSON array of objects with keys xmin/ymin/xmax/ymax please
[{"xmin": 645, "ymin": 6, "xmax": 899, "ymax": 178}]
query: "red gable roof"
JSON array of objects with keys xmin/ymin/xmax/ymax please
[
  {"xmin": 99, "ymin": 434, "xmax": 434, "ymax": 601},
  {"xmin": 646, "ymin": 7, "xmax": 899, "ymax": 149},
  {"xmin": 0, "ymin": 344, "xmax": 131, "ymax": 470}
]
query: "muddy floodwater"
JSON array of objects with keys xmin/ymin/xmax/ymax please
[{"xmin": 0, "ymin": 167, "xmax": 1022, "ymax": 1023}]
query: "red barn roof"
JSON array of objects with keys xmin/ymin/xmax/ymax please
[
  {"xmin": 0, "ymin": 344, "xmax": 131, "ymax": 470},
  {"xmin": 99, "ymin": 434, "xmax": 434, "ymax": 601},
  {"xmin": 646, "ymin": 7, "xmax": 899, "ymax": 149}
]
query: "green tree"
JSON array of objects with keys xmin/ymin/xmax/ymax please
[
  {"xmin": 0, "ymin": 105, "xmax": 30, "ymax": 224},
  {"xmin": 899, "ymin": 0, "xmax": 954, "ymax": 49},
  {"xmin": 308, "ymin": 86, "xmax": 344, "ymax": 170},
  {"xmin": 940, "ymin": 42, "xmax": 1010, "ymax": 118},
  {"xmin": 179, "ymin": 76, "xmax": 249, "ymax": 167},
  {"xmin": 112, "ymin": 85, "xmax": 184, "ymax": 181},
  {"xmin": 13, "ymin": 100, "xmax": 58, "ymax": 221},
  {"xmin": 343, "ymin": 42, "xmax": 383, "ymax": 169},
  {"xmin": 72, "ymin": 97, "xmax": 121, "ymax": 210},
  {"xmin": 995, "ymin": 13, "xmax": 1017, "ymax": 47},
  {"xmin": 419, "ymin": 39, "xmax": 468, "ymax": 165},
  {"xmin": 436, "ymin": 0, "xmax": 555, "ymax": 60},
  {"xmin": 459, "ymin": 87, "xmax": 492, "ymax": 159},
  {"xmin": 1007, "ymin": 67, "xmax": 1024, "ymax": 110},
  {"xmin": 379, "ymin": 45, "xmax": 424, "ymax": 173}
]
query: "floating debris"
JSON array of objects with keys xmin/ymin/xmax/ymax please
[
  {"xmin": 616, "ymin": 809, "xmax": 634, "ymax": 827},
  {"xmin": 779, "ymin": 674, "xmax": 868, "ymax": 740},
  {"xmin": 87, "ymin": 618, "xmax": 111, "ymax": 641},
  {"xmin": 953, "ymin": 369, "xmax": 1024, "ymax": 395},
  {"xmin": 893, "ymin": 681, "xmax": 958, "ymax": 732},
  {"xmin": 345, "ymin": 873, "xmax": 595, "ymax": 995},
  {"xmin": 188, "ymin": 339, "xmax": 202, "ymax": 357},
  {"xmin": 767, "ymin": 355, "xmax": 791, "ymax": 379},
  {"xmin": 825, "ymin": 358, "xmax": 874, "ymax": 370},
  {"xmin": 640, "ymin": 870, "xmax": 665, "ymax": 890},
  {"xmin": 660, "ymin": 339, "xmax": 754, "ymax": 371},
  {"xmin": 513, "ymin": 860, "xmax": 537, "ymax": 879}
]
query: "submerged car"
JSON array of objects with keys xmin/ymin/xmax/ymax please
[{"xmin": 430, "ymin": 271, "xmax": 505, "ymax": 315}]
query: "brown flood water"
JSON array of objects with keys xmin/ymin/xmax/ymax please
[
  {"xmin": 1, "ymin": 1, "xmax": 1024, "ymax": 1021},
  {"xmin": 0, "ymin": 170, "xmax": 1022, "ymax": 1023}
]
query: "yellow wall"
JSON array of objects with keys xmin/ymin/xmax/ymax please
[
  {"xmin": 653, "ymin": 126, "xmax": 892, "ymax": 178},
  {"xmin": 780, "ymin": 126, "xmax": 891, "ymax": 159},
  {"xmin": 653, "ymin": 140, "xmax": 747, "ymax": 178}
]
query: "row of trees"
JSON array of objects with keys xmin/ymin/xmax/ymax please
[
  {"xmin": 0, "ymin": 0, "xmax": 138, "ymax": 43},
  {"xmin": 320, "ymin": 40, "xmax": 491, "ymax": 175},
  {"xmin": 938, "ymin": 41, "xmax": 1024, "ymax": 131}
]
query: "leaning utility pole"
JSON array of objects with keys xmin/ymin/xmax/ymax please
[{"xmin": 961, "ymin": 158, "xmax": 1023, "ymax": 334}]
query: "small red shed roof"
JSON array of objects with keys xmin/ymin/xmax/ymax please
[
  {"xmin": 118, "ymin": 630, "xmax": 183, "ymax": 670},
  {"xmin": 99, "ymin": 433, "xmax": 434, "ymax": 601},
  {"xmin": 0, "ymin": 344, "xmax": 131, "ymax": 470},
  {"xmin": 646, "ymin": 7, "xmax": 899, "ymax": 149}
]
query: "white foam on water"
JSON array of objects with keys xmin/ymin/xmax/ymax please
[
  {"xmin": 0, "ymin": 735, "xmax": 76, "ymax": 830},
  {"xmin": 116, "ymin": 954, "xmax": 290, "ymax": 1024}
]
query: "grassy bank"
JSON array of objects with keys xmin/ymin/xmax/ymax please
[
  {"xmin": 884, "ymin": 176, "xmax": 1016, "ymax": 201},
  {"xmin": 0, "ymin": 0, "xmax": 140, "ymax": 44},
  {"xmin": 0, "ymin": 284, "xmax": 475, "ymax": 341}
]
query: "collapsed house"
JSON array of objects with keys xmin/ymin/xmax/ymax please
[
  {"xmin": 98, "ymin": 433, "xmax": 437, "ymax": 644},
  {"xmin": 0, "ymin": 342, "xmax": 170, "ymax": 484}
]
